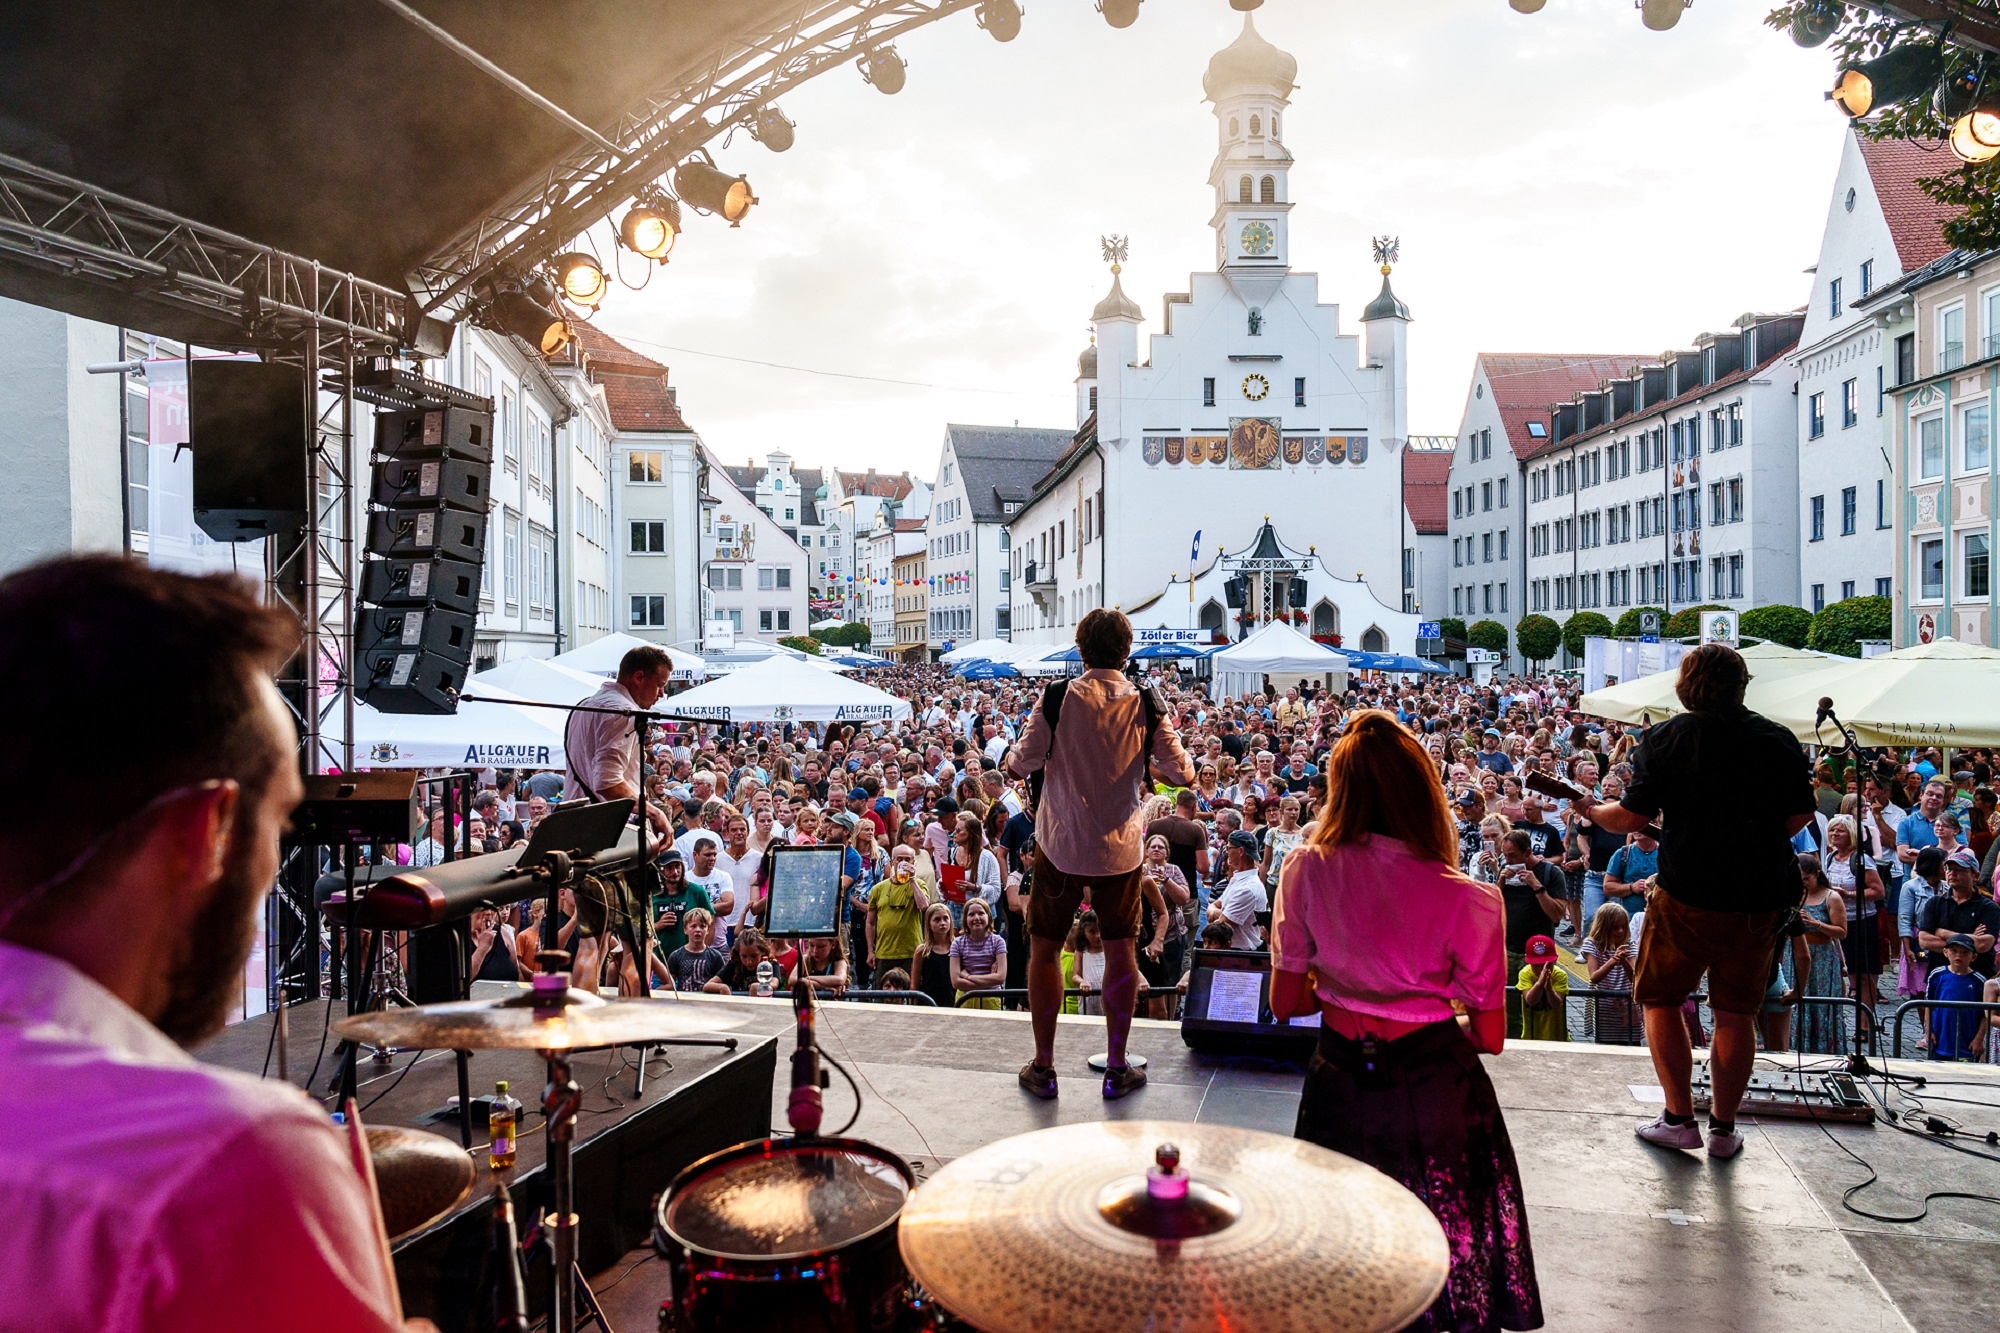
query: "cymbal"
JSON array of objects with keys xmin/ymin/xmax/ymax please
[
  {"xmin": 330, "ymin": 990, "xmax": 746, "ymax": 1051},
  {"xmin": 366, "ymin": 1126, "xmax": 474, "ymax": 1241},
  {"xmin": 898, "ymin": 1120, "xmax": 1448, "ymax": 1333}
]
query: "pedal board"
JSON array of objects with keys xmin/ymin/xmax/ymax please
[{"xmin": 1690, "ymin": 1062, "xmax": 1875, "ymax": 1125}]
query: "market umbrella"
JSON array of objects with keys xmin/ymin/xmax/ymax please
[
  {"xmin": 549, "ymin": 631, "xmax": 704, "ymax": 680},
  {"xmin": 662, "ymin": 654, "xmax": 913, "ymax": 724},
  {"xmin": 1129, "ymin": 641, "xmax": 1215, "ymax": 661},
  {"xmin": 1369, "ymin": 654, "xmax": 1452, "ymax": 675},
  {"xmin": 1751, "ymin": 638, "xmax": 2000, "ymax": 747},
  {"xmin": 940, "ymin": 637, "xmax": 1027, "ymax": 665},
  {"xmin": 957, "ymin": 658, "xmax": 1021, "ymax": 680},
  {"xmin": 1577, "ymin": 642, "xmax": 1838, "ymax": 729},
  {"xmin": 468, "ymin": 656, "xmax": 608, "ymax": 705}
]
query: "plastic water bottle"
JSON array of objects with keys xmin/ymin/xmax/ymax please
[
  {"xmin": 755, "ymin": 960, "xmax": 777, "ymax": 997},
  {"xmin": 488, "ymin": 1080, "xmax": 523, "ymax": 1170}
]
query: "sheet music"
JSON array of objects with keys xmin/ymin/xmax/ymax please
[{"xmin": 1206, "ymin": 968, "xmax": 1264, "ymax": 1026}]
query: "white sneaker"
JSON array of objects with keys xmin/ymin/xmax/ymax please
[
  {"xmin": 1635, "ymin": 1113, "xmax": 1703, "ymax": 1150},
  {"xmin": 1706, "ymin": 1127, "xmax": 1745, "ymax": 1160}
]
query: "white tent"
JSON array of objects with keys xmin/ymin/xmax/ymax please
[
  {"xmin": 1578, "ymin": 642, "xmax": 1837, "ymax": 728},
  {"xmin": 351, "ymin": 682, "xmax": 567, "ymax": 770},
  {"xmin": 1752, "ymin": 638, "xmax": 2000, "ymax": 747},
  {"xmin": 466, "ymin": 656, "xmax": 608, "ymax": 706},
  {"xmin": 941, "ymin": 637, "xmax": 1029, "ymax": 666},
  {"xmin": 1208, "ymin": 621, "xmax": 1350, "ymax": 701},
  {"xmin": 548, "ymin": 632, "xmax": 703, "ymax": 680},
  {"xmin": 664, "ymin": 654, "xmax": 912, "ymax": 724}
]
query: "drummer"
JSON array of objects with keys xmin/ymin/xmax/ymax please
[{"xmin": 0, "ymin": 556, "xmax": 433, "ymax": 1332}]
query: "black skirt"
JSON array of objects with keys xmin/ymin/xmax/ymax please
[{"xmin": 1296, "ymin": 1021, "xmax": 1544, "ymax": 1333}]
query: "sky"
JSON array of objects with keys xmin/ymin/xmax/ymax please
[{"xmin": 589, "ymin": 0, "xmax": 1850, "ymax": 483}]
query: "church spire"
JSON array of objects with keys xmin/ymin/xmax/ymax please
[{"xmin": 1206, "ymin": 15, "xmax": 1296, "ymax": 273}]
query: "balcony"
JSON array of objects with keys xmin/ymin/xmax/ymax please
[
  {"xmin": 1024, "ymin": 561, "xmax": 1054, "ymax": 592},
  {"xmin": 1941, "ymin": 341, "xmax": 1966, "ymax": 373},
  {"xmin": 1985, "ymin": 332, "xmax": 2000, "ymax": 360}
]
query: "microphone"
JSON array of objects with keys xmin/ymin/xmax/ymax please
[
  {"xmin": 1816, "ymin": 696, "xmax": 1834, "ymax": 728},
  {"xmin": 787, "ymin": 977, "xmax": 826, "ymax": 1137},
  {"xmin": 485, "ymin": 1184, "xmax": 530, "ymax": 1333}
]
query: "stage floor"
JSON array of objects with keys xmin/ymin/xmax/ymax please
[{"xmin": 594, "ymin": 995, "xmax": 2000, "ymax": 1333}]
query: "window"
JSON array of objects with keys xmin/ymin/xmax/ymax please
[
  {"xmin": 1812, "ymin": 583, "xmax": 1825, "ymax": 613},
  {"xmin": 500, "ymin": 386, "xmax": 518, "ymax": 473},
  {"xmin": 1294, "ymin": 377, "xmax": 1306, "ymax": 407},
  {"xmin": 1808, "ymin": 392, "xmax": 1825, "ymax": 439},
  {"xmin": 1809, "ymin": 495, "xmax": 1825, "ymax": 542},
  {"xmin": 629, "ymin": 451, "xmax": 664, "ymax": 483},
  {"xmin": 1203, "ymin": 377, "xmax": 1216, "ymax": 407},
  {"xmin": 777, "ymin": 609, "xmax": 792, "ymax": 632},
  {"xmin": 1250, "ymin": 114, "xmax": 1262, "ymax": 136},
  {"xmin": 784, "ymin": 508, "xmax": 795, "ymax": 522},
  {"xmin": 1877, "ymin": 576, "xmax": 1893, "ymax": 598},
  {"xmin": 630, "ymin": 595, "xmax": 666, "ymax": 627},
  {"xmin": 1842, "ymin": 580, "xmax": 1855, "ymax": 601},
  {"xmin": 1482, "ymin": 532, "xmax": 1493, "ymax": 563},
  {"xmin": 1828, "ymin": 276, "xmax": 1842, "ymax": 319},
  {"xmin": 1238, "ymin": 176, "xmax": 1252, "ymax": 204},
  {"xmin": 1499, "ymin": 583, "xmax": 1509, "ymax": 613},
  {"xmin": 759, "ymin": 567, "xmax": 776, "ymax": 590},
  {"xmin": 1727, "ymin": 478, "xmax": 1743, "ymax": 524},
  {"xmin": 725, "ymin": 609, "xmax": 742, "ymax": 631},
  {"xmin": 1452, "ymin": 538, "xmax": 1461, "ymax": 567},
  {"xmin": 1860, "ymin": 259, "xmax": 1873, "ymax": 296},
  {"xmin": 1526, "ymin": 421, "xmax": 1547, "ymax": 438},
  {"xmin": 1896, "ymin": 333, "xmax": 1916, "ymax": 385},
  {"xmin": 1966, "ymin": 402, "xmax": 1992, "ymax": 472},
  {"xmin": 1259, "ymin": 176, "xmax": 1276, "ymax": 204},
  {"xmin": 1498, "ymin": 476, "xmax": 1509, "ymax": 507},
  {"xmin": 502, "ymin": 509, "xmax": 520, "ymax": 609},
  {"xmin": 1710, "ymin": 556, "xmax": 1725, "ymax": 600},
  {"xmin": 707, "ymin": 566, "xmax": 743, "ymax": 590},
  {"xmin": 1482, "ymin": 585, "xmax": 1492, "ymax": 613},
  {"xmin": 1841, "ymin": 486, "xmax": 1857, "ymax": 536},
  {"xmin": 1088, "ymin": 386, "xmax": 1097, "ymax": 412},
  {"xmin": 1877, "ymin": 479, "xmax": 1890, "ymax": 530},
  {"xmin": 1842, "ymin": 379, "xmax": 1858, "ymax": 428},
  {"xmin": 1920, "ymin": 538, "xmax": 1945, "ymax": 599},
  {"xmin": 1919, "ymin": 416, "xmax": 1945, "ymax": 480},
  {"xmin": 1481, "ymin": 481, "xmax": 1492, "ymax": 511},
  {"xmin": 1498, "ymin": 529, "xmax": 1509, "ymax": 560},
  {"xmin": 630, "ymin": 520, "xmax": 665, "ymax": 553},
  {"xmin": 760, "ymin": 610, "xmax": 774, "ymax": 632},
  {"xmin": 1710, "ymin": 483, "xmax": 1725, "ymax": 526},
  {"xmin": 1970, "ymin": 533, "xmax": 1991, "ymax": 599},
  {"xmin": 1877, "ymin": 365, "xmax": 1886, "ymax": 416},
  {"xmin": 1941, "ymin": 304, "xmax": 1966, "ymax": 371}
]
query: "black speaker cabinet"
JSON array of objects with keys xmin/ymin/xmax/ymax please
[
  {"xmin": 291, "ymin": 772, "xmax": 422, "ymax": 846},
  {"xmin": 367, "ymin": 507, "xmax": 487, "ymax": 563},
  {"xmin": 1224, "ymin": 575, "xmax": 1248, "ymax": 610},
  {"xmin": 373, "ymin": 406, "xmax": 494, "ymax": 463},
  {"xmin": 370, "ymin": 453, "xmax": 491, "ymax": 512},
  {"xmin": 1289, "ymin": 577, "xmax": 1309, "ymax": 609},
  {"xmin": 357, "ymin": 642, "xmax": 469, "ymax": 715},
  {"xmin": 190, "ymin": 360, "xmax": 308, "ymax": 541},
  {"xmin": 359, "ymin": 604, "xmax": 476, "ymax": 659},
  {"xmin": 361, "ymin": 556, "xmax": 483, "ymax": 614}
]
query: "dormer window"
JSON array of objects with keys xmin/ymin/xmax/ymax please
[{"xmin": 1249, "ymin": 114, "xmax": 1262, "ymax": 136}]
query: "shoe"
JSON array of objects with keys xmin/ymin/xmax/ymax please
[
  {"xmin": 1018, "ymin": 1062, "xmax": 1058, "ymax": 1100},
  {"xmin": 1635, "ymin": 1113, "xmax": 1703, "ymax": 1150},
  {"xmin": 1102, "ymin": 1062, "xmax": 1148, "ymax": 1100},
  {"xmin": 1707, "ymin": 1127, "xmax": 1745, "ymax": 1160}
]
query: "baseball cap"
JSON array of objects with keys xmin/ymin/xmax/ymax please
[
  {"xmin": 657, "ymin": 847, "xmax": 685, "ymax": 866},
  {"xmin": 1483, "ymin": 727, "xmax": 1502, "ymax": 738},
  {"xmin": 1524, "ymin": 935, "xmax": 1558, "ymax": 966},
  {"xmin": 829, "ymin": 811, "xmax": 860, "ymax": 831},
  {"xmin": 1226, "ymin": 829, "xmax": 1260, "ymax": 853},
  {"xmin": 1947, "ymin": 847, "xmax": 1980, "ymax": 871},
  {"xmin": 1456, "ymin": 791, "xmax": 1483, "ymax": 809},
  {"xmin": 1947, "ymin": 932, "xmax": 1978, "ymax": 953},
  {"xmin": 848, "ymin": 786, "xmax": 870, "ymax": 801}
]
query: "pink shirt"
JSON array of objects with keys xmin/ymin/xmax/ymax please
[
  {"xmin": 0, "ymin": 942, "xmax": 404, "ymax": 1332},
  {"xmin": 1272, "ymin": 834, "xmax": 1507, "ymax": 1023}
]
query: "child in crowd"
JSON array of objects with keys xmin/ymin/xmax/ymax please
[
  {"xmin": 1516, "ymin": 935, "xmax": 1569, "ymax": 1042},
  {"xmin": 911, "ymin": 904, "xmax": 957, "ymax": 1011},
  {"xmin": 1063, "ymin": 909, "xmax": 1107, "ymax": 1016},
  {"xmin": 1928, "ymin": 934, "xmax": 1984, "ymax": 1061},
  {"xmin": 1580, "ymin": 901, "xmax": 1640, "ymax": 1046},
  {"xmin": 664, "ymin": 909, "xmax": 726, "ymax": 993}
]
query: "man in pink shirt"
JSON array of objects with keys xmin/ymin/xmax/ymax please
[
  {"xmin": 0, "ymin": 556, "xmax": 427, "ymax": 1333},
  {"xmin": 1008, "ymin": 610, "xmax": 1194, "ymax": 1100}
]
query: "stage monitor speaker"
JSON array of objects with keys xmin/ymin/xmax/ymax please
[
  {"xmin": 370, "ymin": 453, "xmax": 491, "ymax": 512},
  {"xmin": 190, "ymin": 360, "xmax": 308, "ymax": 541},
  {"xmin": 291, "ymin": 772, "xmax": 422, "ymax": 846},
  {"xmin": 367, "ymin": 507, "xmax": 487, "ymax": 563},
  {"xmin": 373, "ymin": 406, "xmax": 493, "ymax": 464},
  {"xmin": 361, "ymin": 556, "xmax": 483, "ymax": 614},
  {"xmin": 359, "ymin": 604, "xmax": 476, "ymax": 659},
  {"xmin": 1289, "ymin": 577, "xmax": 1309, "ymax": 609},
  {"xmin": 1223, "ymin": 575, "xmax": 1248, "ymax": 610}
]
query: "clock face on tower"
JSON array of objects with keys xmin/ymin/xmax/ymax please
[{"xmin": 1238, "ymin": 220, "xmax": 1276, "ymax": 257}]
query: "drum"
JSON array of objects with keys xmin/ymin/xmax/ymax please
[{"xmin": 653, "ymin": 1137, "xmax": 915, "ymax": 1333}]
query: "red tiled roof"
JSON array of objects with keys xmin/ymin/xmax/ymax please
[
  {"xmin": 1478, "ymin": 354, "xmax": 1647, "ymax": 460},
  {"xmin": 837, "ymin": 469, "xmax": 915, "ymax": 501},
  {"xmin": 566, "ymin": 319, "xmax": 689, "ymax": 433},
  {"xmin": 1856, "ymin": 134, "xmax": 1956, "ymax": 273},
  {"xmin": 1402, "ymin": 450, "xmax": 1451, "ymax": 535},
  {"xmin": 894, "ymin": 517, "xmax": 926, "ymax": 532}
]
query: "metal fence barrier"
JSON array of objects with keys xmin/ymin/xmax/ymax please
[{"xmin": 1889, "ymin": 997, "xmax": 2000, "ymax": 1060}]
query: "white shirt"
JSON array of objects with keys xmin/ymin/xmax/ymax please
[
  {"xmin": 1215, "ymin": 869, "xmax": 1269, "ymax": 950},
  {"xmin": 714, "ymin": 846, "xmax": 760, "ymax": 927},
  {"xmin": 0, "ymin": 942, "xmax": 402, "ymax": 1332},
  {"xmin": 565, "ymin": 681, "xmax": 643, "ymax": 802}
]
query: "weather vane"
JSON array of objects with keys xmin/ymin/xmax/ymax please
[
  {"xmin": 1101, "ymin": 234, "xmax": 1130, "ymax": 275},
  {"xmin": 1371, "ymin": 234, "xmax": 1400, "ymax": 275}
]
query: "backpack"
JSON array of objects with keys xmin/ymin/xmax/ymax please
[{"xmin": 1026, "ymin": 678, "xmax": 1167, "ymax": 815}]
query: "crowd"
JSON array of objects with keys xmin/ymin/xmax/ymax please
[{"xmin": 412, "ymin": 653, "xmax": 2000, "ymax": 1060}]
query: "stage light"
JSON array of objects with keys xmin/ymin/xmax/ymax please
[
  {"xmin": 1639, "ymin": 0, "xmax": 1686, "ymax": 32},
  {"xmin": 750, "ymin": 104, "xmax": 795, "ymax": 152},
  {"xmin": 1937, "ymin": 59, "xmax": 1990, "ymax": 122},
  {"xmin": 1508, "ymin": 0, "xmax": 1547, "ymax": 11},
  {"xmin": 859, "ymin": 45, "xmax": 906, "ymax": 94},
  {"xmin": 1788, "ymin": 0, "xmax": 1843, "ymax": 47},
  {"xmin": 619, "ymin": 196, "xmax": 680, "ymax": 261},
  {"xmin": 553, "ymin": 252, "xmax": 607, "ymax": 306},
  {"xmin": 977, "ymin": 0, "xmax": 1022, "ymax": 41},
  {"xmin": 1098, "ymin": 0, "xmax": 1141, "ymax": 29},
  {"xmin": 675, "ymin": 159, "xmax": 758, "ymax": 226},
  {"xmin": 1952, "ymin": 104, "xmax": 2000, "ymax": 163},
  {"xmin": 490, "ymin": 291, "xmax": 572, "ymax": 355},
  {"xmin": 1830, "ymin": 43, "xmax": 1944, "ymax": 119}
]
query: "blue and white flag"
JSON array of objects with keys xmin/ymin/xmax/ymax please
[{"xmin": 1190, "ymin": 530, "xmax": 1202, "ymax": 565}]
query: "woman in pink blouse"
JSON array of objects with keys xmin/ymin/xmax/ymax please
[{"xmin": 1272, "ymin": 710, "xmax": 1543, "ymax": 1333}]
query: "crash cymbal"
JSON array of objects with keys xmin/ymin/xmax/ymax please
[
  {"xmin": 366, "ymin": 1126, "xmax": 475, "ymax": 1241},
  {"xmin": 898, "ymin": 1120, "xmax": 1448, "ymax": 1333},
  {"xmin": 330, "ymin": 989, "xmax": 746, "ymax": 1052}
]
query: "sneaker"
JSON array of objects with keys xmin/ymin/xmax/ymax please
[
  {"xmin": 1553, "ymin": 923, "xmax": 1578, "ymax": 944},
  {"xmin": 1707, "ymin": 1127, "xmax": 1745, "ymax": 1160},
  {"xmin": 1635, "ymin": 1113, "xmax": 1703, "ymax": 1150},
  {"xmin": 1018, "ymin": 1062, "xmax": 1058, "ymax": 1100},
  {"xmin": 1102, "ymin": 1062, "xmax": 1148, "ymax": 1100}
]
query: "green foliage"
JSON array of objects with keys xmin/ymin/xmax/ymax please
[
  {"xmin": 1740, "ymin": 604, "xmax": 1814, "ymax": 649},
  {"xmin": 1612, "ymin": 606, "xmax": 1667, "ymax": 638},
  {"xmin": 810, "ymin": 623, "xmax": 872, "ymax": 648},
  {"xmin": 1514, "ymin": 614, "xmax": 1562, "ymax": 664},
  {"xmin": 778, "ymin": 635, "xmax": 822, "ymax": 655},
  {"xmin": 1561, "ymin": 612, "xmax": 1615, "ymax": 661},
  {"xmin": 1438, "ymin": 617, "xmax": 1467, "ymax": 644},
  {"xmin": 1467, "ymin": 619, "xmax": 1509, "ymax": 655},
  {"xmin": 1807, "ymin": 595, "xmax": 1893, "ymax": 658},
  {"xmin": 1665, "ymin": 605, "xmax": 1726, "ymax": 639}
]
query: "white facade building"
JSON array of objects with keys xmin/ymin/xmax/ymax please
[
  {"xmin": 929, "ymin": 424, "xmax": 1068, "ymax": 649},
  {"xmin": 1521, "ymin": 313, "xmax": 1805, "ymax": 635},
  {"xmin": 0, "ymin": 300, "xmax": 122, "ymax": 576},
  {"xmin": 1791, "ymin": 132, "xmax": 1951, "ymax": 613},
  {"xmin": 701, "ymin": 447, "xmax": 809, "ymax": 643}
]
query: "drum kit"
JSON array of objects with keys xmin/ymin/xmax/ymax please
[{"xmin": 334, "ymin": 960, "xmax": 1452, "ymax": 1333}]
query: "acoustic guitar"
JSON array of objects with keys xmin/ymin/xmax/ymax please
[{"xmin": 1522, "ymin": 771, "xmax": 1664, "ymax": 843}]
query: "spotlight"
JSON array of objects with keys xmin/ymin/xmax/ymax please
[
  {"xmin": 1952, "ymin": 103, "xmax": 2000, "ymax": 163},
  {"xmin": 1788, "ymin": 0, "xmax": 1843, "ymax": 47},
  {"xmin": 1936, "ymin": 59, "xmax": 1989, "ymax": 122},
  {"xmin": 977, "ymin": 0, "xmax": 1022, "ymax": 41},
  {"xmin": 489, "ymin": 291, "xmax": 572, "ymax": 355},
  {"xmin": 675, "ymin": 159, "xmax": 758, "ymax": 226},
  {"xmin": 1098, "ymin": 0, "xmax": 1141, "ymax": 29},
  {"xmin": 1509, "ymin": 0, "xmax": 1547, "ymax": 11},
  {"xmin": 1639, "ymin": 0, "xmax": 1687, "ymax": 31},
  {"xmin": 1830, "ymin": 43, "xmax": 1944, "ymax": 119},
  {"xmin": 553, "ymin": 252, "xmax": 607, "ymax": 306},
  {"xmin": 859, "ymin": 44, "xmax": 907, "ymax": 94},
  {"xmin": 618, "ymin": 195, "xmax": 680, "ymax": 261},
  {"xmin": 749, "ymin": 104, "xmax": 795, "ymax": 152}
]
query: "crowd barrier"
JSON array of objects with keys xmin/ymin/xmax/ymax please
[{"xmin": 1888, "ymin": 997, "xmax": 2000, "ymax": 1060}]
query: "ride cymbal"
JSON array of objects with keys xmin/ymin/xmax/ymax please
[
  {"xmin": 366, "ymin": 1126, "xmax": 475, "ymax": 1240},
  {"xmin": 331, "ymin": 990, "xmax": 745, "ymax": 1051}
]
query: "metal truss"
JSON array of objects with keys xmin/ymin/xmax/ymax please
[
  {"xmin": 412, "ymin": 0, "xmax": 988, "ymax": 316},
  {"xmin": 0, "ymin": 151, "xmax": 409, "ymax": 350}
]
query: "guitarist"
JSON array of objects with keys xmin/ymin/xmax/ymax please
[{"xmin": 1573, "ymin": 644, "xmax": 1814, "ymax": 1162}]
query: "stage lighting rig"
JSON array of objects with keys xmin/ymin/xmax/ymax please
[
  {"xmin": 1952, "ymin": 106, "xmax": 2000, "ymax": 162},
  {"xmin": 977, "ymin": 0, "xmax": 1022, "ymax": 41},
  {"xmin": 488, "ymin": 290, "xmax": 572, "ymax": 355},
  {"xmin": 749, "ymin": 104, "xmax": 796, "ymax": 152},
  {"xmin": 1639, "ymin": 0, "xmax": 1688, "ymax": 31},
  {"xmin": 1098, "ymin": 0, "xmax": 1141, "ymax": 28},
  {"xmin": 860, "ymin": 44, "xmax": 907, "ymax": 94},
  {"xmin": 675, "ymin": 155, "xmax": 758, "ymax": 226},
  {"xmin": 619, "ymin": 193, "xmax": 680, "ymax": 261},
  {"xmin": 1937, "ymin": 57, "xmax": 1991, "ymax": 122},
  {"xmin": 553, "ymin": 252, "xmax": 608, "ymax": 307},
  {"xmin": 1788, "ymin": 0, "xmax": 1843, "ymax": 47},
  {"xmin": 1830, "ymin": 42, "xmax": 1944, "ymax": 118}
]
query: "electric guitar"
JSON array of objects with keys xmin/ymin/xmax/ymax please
[{"xmin": 1523, "ymin": 771, "xmax": 1664, "ymax": 843}]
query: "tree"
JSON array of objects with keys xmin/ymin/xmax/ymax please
[
  {"xmin": 811, "ymin": 622, "xmax": 872, "ymax": 648},
  {"xmin": 1467, "ymin": 619, "xmax": 1509, "ymax": 656},
  {"xmin": 1807, "ymin": 595, "xmax": 1893, "ymax": 659},
  {"xmin": 1438, "ymin": 617, "xmax": 1467, "ymax": 644},
  {"xmin": 778, "ymin": 635, "xmax": 822, "ymax": 655},
  {"xmin": 1612, "ymin": 606, "xmax": 1667, "ymax": 638},
  {"xmin": 1664, "ymin": 604, "xmax": 1725, "ymax": 639},
  {"xmin": 1515, "ymin": 614, "xmax": 1562, "ymax": 665},
  {"xmin": 1561, "ymin": 611, "xmax": 1614, "ymax": 662},
  {"xmin": 1740, "ymin": 604, "xmax": 1813, "ymax": 649}
]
